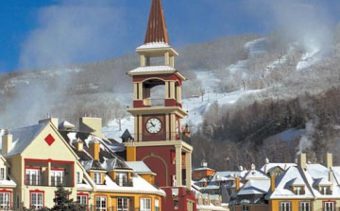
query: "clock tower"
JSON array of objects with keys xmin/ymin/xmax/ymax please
[{"xmin": 125, "ymin": 0, "xmax": 196, "ymax": 210}]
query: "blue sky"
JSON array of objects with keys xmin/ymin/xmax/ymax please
[{"xmin": 0, "ymin": 0, "xmax": 339, "ymax": 72}]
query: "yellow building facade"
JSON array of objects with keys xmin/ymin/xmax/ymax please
[{"xmin": 0, "ymin": 117, "xmax": 165, "ymax": 210}]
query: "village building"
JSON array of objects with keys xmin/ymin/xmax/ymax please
[
  {"xmin": 0, "ymin": 117, "xmax": 165, "ymax": 210},
  {"xmin": 229, "ymin": 153, "xmax": 340, "ymax": 211}
]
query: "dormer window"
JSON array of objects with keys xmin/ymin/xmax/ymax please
[
  {"xmin": 294, "ymin": 186, "xmax": 305, "ymax": 195},
  {"xmin": 116, "ymin": 172, "xmax": 128, "ymax": 186},
  {"xmin": 320, "ymin": 186, "xmax": 332, "ymax": 195},
  {"xmin": 290, "ymin": 185, "xmax": 305, "ymax": 195},
  {"xmin": 94, "ymin": 172, "xmax": 102, "ymax": 185}
]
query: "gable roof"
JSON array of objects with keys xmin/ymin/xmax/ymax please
[
  {"xmin": 261, "ymin": 163, "xmax": 297, "ymax": 174},
  {"xmin": 126, "ymin": 161, "xmax": 155, "ymax": 175},
  {"xmin": 238, "ymin": 179, "xmax": 270, "ymax": 196},
  {"xmin": 6, "ymin": 122, "xmax": 48, "ymax": 157}
]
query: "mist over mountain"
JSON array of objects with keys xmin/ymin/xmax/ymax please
[
  {"xmin": 2, "ymin": 21, "xmax": 340, "ymax": 169},
  {"xmin": 0, "ymin": 0, "xmax": 340, "ymax": 169}
]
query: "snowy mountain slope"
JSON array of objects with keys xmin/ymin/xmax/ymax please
[
  {"xmin": 102, "ymin": 70, "xmax": 263, "ymax": 141},
  {"xmin": 100, "ymin": 35, "xmax": 339, "ymax": 141}
]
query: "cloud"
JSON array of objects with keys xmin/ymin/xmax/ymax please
[
  {"xmin": 19, "ymin": 0, "xmax": 127, "ymax": 69},
  {"xmin": 245, "ymin": 0, "xmax": 334, "ymax": 52}
]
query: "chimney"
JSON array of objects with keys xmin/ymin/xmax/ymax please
[
  {"xmin": 270, "ymin": 174, "xmax": 276, "ymax": 192},
  {"xmin": 79, "ymin": 117, "xmax": 102, "ymax": 137},
  {"xmin": 201, "ymin": 160, "xmax": 208, "ymax": 168},
  {"xmin": 325, "ymin": 153, "xmax": 333, "ymax": 169},
  {"xmin": 39, "ymin": 117, "xmax": 59, "ymax": 128},
  {"xmin": 75, "ymin": 139, "xmax": 84, "ymax": 151},
  {"xmin": 298, "ymin": 153, "xmax": 307, "ymax": 170},
  {"xmin": 89, "ymin": 139, "xmax": 100, "ymax": 161},
  {"xmin": 235, "ymin": 177, "xmax": 241, "ymax": 192},
  {"xmin": 2, "ymin": 130, "xmax": 12, "ymax": 156}
]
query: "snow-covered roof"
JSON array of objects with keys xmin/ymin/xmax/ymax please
[
  {"xmin": 137, "ymin": 42, "xmax": 170, "ymax": 50},
  {"xmin": 95, "ymin": 175, "xmax": 165, "ymax": 196},
  {"xmin": 7, "ymin": 122, "xmax": 48, "ymax": 157},
  {"xmin": 261, "ymin": 163, "xmax": 297, "ymax": 174},
  {"xmin": 129, "ymin": 65, "xmax": 176, "ymax": 75},
  {"xmin": 238, "ymin": 179, "xmax": 270, "ymax": 196},
  {"xmin": 269, "ymin": 166, "xmax": 313, "ymax": 199},
  {"xmin": 194, "ymin": 167, "xmax": 215, "ymax": 171},
  {"xmin": 59, "ymin": 120, "xmax": 75, "ymax": 130},
  {"xmin": 211, "ymin": 171, "xmax": 240, "ymax": 182},
  {"xmin": 196, "ymin": 203, "xmax": 228, "ymax": 211},
  {"xmin": 243, "ymin": 169, "xmax": 268, "ymax": 180},
  {"xmin": 201, "ymin": 185, "xmax": 220, "ymax": 190},
  {"xmin": 0, "ymin": 178, "xmax": 16, "ymax": 188},
  {"xmin": 126, "ymin": 161, "xmax": 154, "ymax": 175}
]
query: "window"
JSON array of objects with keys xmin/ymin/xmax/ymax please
[
  {"xmin": 300, "ymin": 202, "xmax": 310, "ymax": 211},
  {"xmin": 0, "ymin": 192, "xmax": 10, "ymax": 209},
  {"xmin": 0, "ymin": 168, "xmax": 5, "ymax": 180},
  {"xmin": 94, "ymin": 173, "xmax": 102, "ymax": 185},
  {"xmin": 26, "ymin": 169, "xmax": 41, "ymax": 186},
  {"xmin": 77, "ymin": 194, "xmax": 88, "ymax": 206},
  {"xmin": 96, "ymin": 196, "xmax": 106, "ymax": 211},
  {"xmin": 187, "ymin": 201, "xmax": 194, "ymax": 211},
  {"xmin": 51, "ymin": 170, "xmax": 64, "ymax": 186},
  {"xmin": 77, "ymin": 172, "xmax": 81, "ymax": 184},
  {"xmin": 30, "ymin": 192, "xmax": 43, "ymax": 209},
  {"xmin": 118, "ymin": 198, "xmax": 130, "ymax": 211},
  {"xmin": 324, "ymin": 202, "xmax": 335, "ymax": 211},
  {"xmin": 321, "ymin": 186, "xmax": 331, "ymax": 195},
  {"xmin": 296, "ymin": 187, "xmax": 301, "ymax": 195},
  {"xmin": 140, "ymin": 198, "xmax": 151, "ymax": 211},
  {"xmin": 280, "ymin": 202, "xmax": 291, "ymax": 211},
  {"xmin": 117, "ymin": 173, "xmax": 128, "ymax": 186},
  {"xmin": 155, "ymin": 199, "xmax": 160, "ymax": 211},
  {"xmin": 242, "ymin": 205, "xmax": 250, "ymax": 211}
]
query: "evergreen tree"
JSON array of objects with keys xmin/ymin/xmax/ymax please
[{"xmin": 51, "ymin": 185, "xmax": 84, "ymax": 211}]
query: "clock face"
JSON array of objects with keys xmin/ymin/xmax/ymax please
[{"xmin": 146, "ymin": 118, "xmax": 162, "ymax": 134}]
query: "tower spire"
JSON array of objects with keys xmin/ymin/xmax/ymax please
[{"xmin": 144, "ymin": 0, "xmax": 169, "ymax": 44}]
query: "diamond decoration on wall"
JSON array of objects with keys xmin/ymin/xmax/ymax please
[{"xmin": 44, "ymin": 134, "xmax": 55, "ymax": 146}]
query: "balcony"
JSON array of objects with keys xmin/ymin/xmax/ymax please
[
  {"xmin": 51, "ymin": 176, "xmax": 66, "ymax": 187},
  {"xmin": 25, "ymin": 174, "xmax": 44, "ymax": 186},
  {"xmin": 25, "ymin": 159, "xmax": 74, "ymax": 187}
]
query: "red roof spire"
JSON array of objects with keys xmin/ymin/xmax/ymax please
[{"xmin": 144, "ymin": 0, "xmax": 169, "ymax": 44}]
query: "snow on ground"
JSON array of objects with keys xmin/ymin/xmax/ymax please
[
  {"xmin": 103, "ymin": 117, "xmax": 134, "ymax": 142},
  {"xmin": 266, "ymin": 55, "xmax": 288, "ymax": 70},
  {"xmin": 244, "ymin": 38, "xmax": 267, "ymax": 57},
  {"xmin": 296, "ymin": 49, "xmax": 321, "ymax": 70},
  {"xmin": 101, "ymin": 37, "xmax": 271, "ymax": 141},
  {"xmin": 102, "ymin": 70, "xmax": 263, "ymax": 140},
  {"xmin": 182, "ymin": 89, "xmax": 262, "ymax": 131},
  {"xmin": 227, "ymin": 37, "xmax": 267, "ymax": 77}
]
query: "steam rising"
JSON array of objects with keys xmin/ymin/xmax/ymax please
[
  {"xmin": 1, "ymin": 0, "xmax": 128, "ymax": 128},
  {"xmin": 247, "ymin": 0, "xmax": 334, "ymax": 55},
  {"xmin": 20, "ymin": 0, "xmax": 126, "ymax": 69},
  {"xmin": 297, "ymin": 119, "xmax": 319, "ymax": 154}
]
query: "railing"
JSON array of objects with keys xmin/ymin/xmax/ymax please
[
  {"xmin": 0, "ymin": 206, "xmax": 14, "ymax": 211},
  {"xmin": 25, "ymin": 175, "xmax": 71, "ymax": 187},
  {"xmin": 51, "ymin": 176, "xmax": 66, "ymax": 187},
  {"xmin": 25, "ymin": 175, "xmax": 43, "ymax": 186},
  {"xmin": 82, "ymin": 206, "xmax": 141, "ymax": 211},
  {"xmin": 143, "ymin": 98, "xmax": 165, "ymax": 107}
]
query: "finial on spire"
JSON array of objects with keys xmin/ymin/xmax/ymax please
[{"xmin": 144, "ymin": 0, "xmax": 169, "ymax": 44}]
